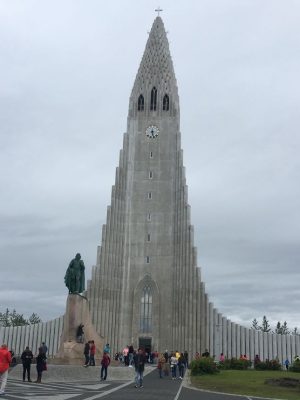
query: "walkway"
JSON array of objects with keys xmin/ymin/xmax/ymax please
[{"xmin": 4, "ymin": 366, "xmax": 274, "ymax": 400}]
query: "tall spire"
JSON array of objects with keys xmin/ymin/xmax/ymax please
[{"xmin": 130, "ymin": 17, "xmax": 179, "ymax": 116}]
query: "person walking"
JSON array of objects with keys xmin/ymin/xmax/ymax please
[
  {"xmin": 83, "ymin": 342, "xmax": 90, "ymax": 367},
  {"xmin": 170, "ymin": 352, "xmax": 178, "ymax": 380},
  {"xmin": 134, "ymin": 348, "xmax": 146, "ymax": 388},
  {"xmin": 21, "ymin": 346, "xmax": 33, "ymax": 382},
  {"xmin": 35, "ymin": 347, "xmax": 47, "ymax": 383},
  {"xmin": 0, "ymin": 344, "xmax": 12, "ymax": 396},
  {"xmin": 157, "ymin": 353, "xmax": 166, "ymax": 378},
  {"xmin": 100, "ymin": 352, "xmax": 111, "ymax": 381},
  {"xmin": 178, "ymin": 353, "xmax": 185, "ymax": 379},
  {"xmin": 89, "ymin": 340, "xmax": 96, "ymax": 366}
]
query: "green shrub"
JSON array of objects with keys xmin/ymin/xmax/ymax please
[
  {"xmin": 190, "ymin": 357, "xmax": 220, "ymax": 375},
  {"xmin": 290, "ymin": 360, "xmax": 300, "ymax": 372},
  {"xmin": 219, "ymin": 358, "xmax": 251, "ymax": 370},
  {"xmin": 255, "ymin": 359, "xmax": 281, "ymax": 371}
]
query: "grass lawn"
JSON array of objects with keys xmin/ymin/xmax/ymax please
[{"xmin": 191, "ymin": 370, "xmax": 300, "ymax": 400}]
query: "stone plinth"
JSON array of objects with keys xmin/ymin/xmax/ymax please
[{"xmin": 55, "ymin": 294, "xmax": 104, "ymax": 364}]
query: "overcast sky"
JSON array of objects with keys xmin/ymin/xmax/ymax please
[{"xmin": 1, "ymin": 0, "xmax": 299, "ymax": 332}]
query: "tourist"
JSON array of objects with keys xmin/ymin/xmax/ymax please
[
  {"xmin": 104, "ymin": 343, "xmax": 110, "ymax": 354},
  {"xmin": 254, "ymin": 354, "xmax": 261, "ymax": 367},
  {"xmin": 284, "ymin": 359, "xmax": 290, "ymax": 370},
  {"xmin": 35, "ymin": 347, "xmax": 47, "ymax": 383},
  {"xmin": 41, "ymin": 342, "xmax": 48, "ymax": 355},
  {"xmin": 134, "ymin": 348, "xmax": 146, "ymax": 388},
  {"xmin": 170, "ymin": 352, "xmax": 178, "ymax": 380},
  {"xmin": 76, "ymin": 324, "xmax": 84, "ymax": 343},
  {"xmin": 219, "ymin": 352, "xmax": 225, "ymax": 363},
  {"xmin": 202, "ymin": 349, "xmax": 210, "ymax": 357},
  {"xmin": 128, "ymin": 344, "xmax": 134, "ymax": 367},
  {"xmin": 195, "ymin": 352, "xmax": 201, "ymax": 360},
  {"xmin": 178, "ymin": 353, "xmax": 185, "ymax": 379},
  {"xmin": 89, "ymin": 340, "xmax": 96, "ymax": 366},
  {"xmin": 83, "ymin": 342, "xmax": 90, "ymax": 367},
  {"xmin": 0, "ymin": 344, "xmax": 12, "ymax": 395},
  {"xmin": 100, "ymin": 351, "xmax": 111, "ymax": 381},
  {"xmin": 184, "ymin": 350, "xmax": 189, "ymax": 368},
  {"xmin": 123, "ymin": 345, "xmax": 129, "ymax": 366},
  {"xmin": 21, "ymin": 346, "xmax": 33, "ymax": 382},
  {"xmin": 157, "ymin": 353, "xmax": 166, "ymax": 378}
]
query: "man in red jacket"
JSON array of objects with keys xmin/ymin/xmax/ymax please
[{"xmin": 0, "ymin": 344, "xmax": 12, "ymax": 395}]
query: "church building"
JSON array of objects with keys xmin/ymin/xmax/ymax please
[{"xmin": 86, "ymin": 16, "xmax": 207, "ymax": 355}]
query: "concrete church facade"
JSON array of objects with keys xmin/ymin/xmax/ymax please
[
  {"xmin": 85, "ymin": 16, "xmax": 300, "ymax": 360},
  {"xmin": 1, "ymin": 16, "xmax": 299, "ymax": 364}
]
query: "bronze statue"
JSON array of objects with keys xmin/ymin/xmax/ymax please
[{"xmin": 64, "ymin": 253, "xmax": 85, "ymax": 294}]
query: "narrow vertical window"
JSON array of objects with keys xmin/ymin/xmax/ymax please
[
  {"xmin": 148, "ymin": 192, "xmax": 152, "ymax": 199},
  {"xmin": 146, "ymin": 256, "xmax": 150, "ymax": 264},
  {"xmin": 150, "ymin": 151, "xmax": 153, "ymax": 158},
  {"xmin": 140, "ymin": 285, "xmax": 152, "ymax": 332},
  {"xmin": 147, "ymin": 233, "xmax": 151, "ymax": 242},
  {"xmin": 138, "ymin": 94, "xmax": 144, "ymax": 111},
  {"xmin": 150, "ymin": 87, "xmax": 157, "ymax": 111},
  {"xmin": 149, "ymin": 171, "xmax": 153, "ymax": 179},
  {"xmin": 147, "ymin": 213, "xmax": 151, "ymax": 221},
  {"xmin": 163, "ymin": 94, "xmax": 169, "ymax": 111}
]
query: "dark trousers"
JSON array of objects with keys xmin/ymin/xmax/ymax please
[
  {"xmin": 89, "ymin": 355, "xmax": 95, "ymax": 366},
  {"xmin": 84, "ymin": 354, "xmax": 90, "ymax": 365},
  {"xmin": 22, "ymin": 364, "xmax": 31, "ymax": 381},
  {"xmin": 101, "ymin": 366, "xmax": 108, "ymax": 380}
]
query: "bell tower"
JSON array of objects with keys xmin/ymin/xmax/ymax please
[{"xmin": 87, "ymin": 16, "xmax": 206, "ymax": 356}]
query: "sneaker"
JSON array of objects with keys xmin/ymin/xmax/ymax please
[
  {"xmin": 140, "ymin": 385, "xmax": 143, "ymax": 388},
  {"xmin": 134, "ymin": 385, "xmax": 138, "ymax": 388}
]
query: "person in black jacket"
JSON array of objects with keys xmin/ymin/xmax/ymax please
[
  {"xmin": 35, "ymin": 347, "xmax": 47, "ymax": 383},
  {"xmin": 133, "ymin": 348, "xmax": 146, "ymax": 388},
  {"xmin": 21, "ymin": 346, "xmax": 33, "ymax": 382}
]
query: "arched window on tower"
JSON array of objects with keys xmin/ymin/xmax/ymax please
[
  {"xmin": 163, "ymin": 94, "xmax": 169, "ymax": 111},
  {"xmin": 140, "ymin": 285, "xmax": 152, "ymax": 332},
  {"xmin": 150, "ymin": 87, "xmax": 157, "ymax": 111},
  {"xmin": 138, "ymin": 94, "xmax": 144, "ymax": 111}
]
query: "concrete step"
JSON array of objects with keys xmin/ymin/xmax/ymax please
[{"xmin": 9, "ymin": 364, "xmax": 154, "ymax": 382}]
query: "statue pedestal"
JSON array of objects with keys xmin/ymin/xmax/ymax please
[{"xmin": 54, "ymin": 294, "xmax": 104, "ymax": 364}]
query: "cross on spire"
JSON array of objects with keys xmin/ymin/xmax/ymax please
[{"xmin": 155, "ymin": 7, "xmax": 163, "ymax": 16}]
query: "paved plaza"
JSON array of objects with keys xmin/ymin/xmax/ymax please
[{"xmin": 2, "ymin": 366, "xmax": 273, "ymax": 400}]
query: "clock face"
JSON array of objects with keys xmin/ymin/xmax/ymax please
[{"xmin": 145, "ymin": 125, "xmax": 159, "ymax": 139}]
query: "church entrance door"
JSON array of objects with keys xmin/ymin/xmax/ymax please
[{"xmin": 139, "ymin": 337, "xmax": 151, "ymax": 354}]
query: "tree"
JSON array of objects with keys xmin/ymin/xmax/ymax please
[
  {"xmin": 275, "ymin": 321, "xmax": 290, "ymax": 335},
  {"xmin": 0, "ymin": 308, "xmax": 42, "ymax": 327},
  {"xmin": 292, "ymin": 327, "xmax": 300, "ymax": 336},
  {"xmin": 251, "ymin": 318, "xmax": 260, "ymax": 330},
  {"xmin": 260, "ymin": 316, "xmax": 271, "ymax": 333},
  {"xmin": 28, "ymin": 313, "xmax": 42, "ymax": 324}
]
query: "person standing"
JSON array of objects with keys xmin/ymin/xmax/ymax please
[
  {"xmin": 35, "ymin": 347, "xmax": 47, "ymax": 384},
  {"xmin": 178, "ymin": 353, "xmax": 185, "ymax": 379},
  {"xmin": 83, "ymin": 342, "xmax": 90, "ymax": 367},
  {"xmin": 0, "ymin": 344, "xmax": 12, "ymax": 395},
  {"xmin": 100, "ymin": 352, "xmax": 111, "ymax": 381},
  {"xmin": 128, "ymin": 344, "xmax": 134, "ymax": 367},
  {"xmin": 41, "ymin": 342, "xmax": 48, "ymax": 355},
  {"xmin": 170, "ymin": 352, "xmax": 178, "ymax": 380},
  {"xmin": 76, "ymin": 324, "xmax": 84, "ymax": 343},
  {"xmin": 89, "ymin": 340, "xmax": 96, "ymax": 366},
  {"xmin": 157, "ymin": 353, "xmax": 166, "ymax": 378},
  {"xmin": 134, "ymin": 348, "xmax": 146, "ymax": 388},
  {"xmin": 284, "ymin": 359, "xmax": 290, "ymax": 370},
  {"xmin": 21, "ymin": 346, "xmax": 33, "ymax": 382}
]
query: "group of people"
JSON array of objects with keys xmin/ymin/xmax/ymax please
[
  {"xmin": 157, "ymin": 350, "xmax": 188, "ymax": 380},
  {"xmin": 0, "ymin": 342, "xmax": 48, "ymax": 396},
  {"xmin": 83, "ymin": 340, "xmax": 96, "ymax": 367}
]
